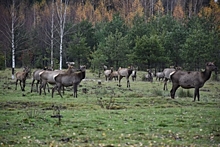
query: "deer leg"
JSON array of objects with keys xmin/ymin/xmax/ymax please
[
  {"xmin": 118, "ymin": 76, "xmax": 123, "ymax": 87},
  {"xmin": 73, "ymin": 84, "xmax": 77, "ymax": 98},
  {"xmin": 164, "ymin": 78, "xmax": 168, "ymax": 91},
  {"xmin": 15, "ymin": 79, "xmax": 18, "ymax": 90},
  {"xmin": 19, "ymin": 80, "xmax": 23, "ymax": 91},
  {"xmin": 127, "ymin": 77, "xmax": 130, "ymax": 88},
  {"xmin": 39, "ymin": 81, "xmax": 46, "ymax": 95},
  {"xmin": 57, "ymin": 84, "xmax": 63, "ymax": 98},
  {"xmin": 193, "ymin": 88, "xmax": 200, "ymax": 102},
  {"xmin": 170, "ymin": 85, "xmax": 180, "ymax": 99},
  {"xmin": 22, "ymin": 80, "xmax": 26, "ymax": 91},
  {"xmin": 52, "ymin": 85, "xmax": 57, "ymax": 98},
  {"xmin": 36, "ymin": 80, "xmax": 40, "ymax": 93},
  {"xmin": 31, "ymin": 79, "xmax": 35, "ymax": 92},
  {"xmin": 42, "ymin": 82, "xmax": 47, "ymax": 95},
  {"xmin": 62, "ymin": 86, "xmax": 64, "ymax": 95}
]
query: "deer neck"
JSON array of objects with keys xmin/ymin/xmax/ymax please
[
  {"xmin": 202, "ymin": 68, "xmax": 212, "ymax": 82},
  {"xmin": 81, "ymin": 71, "xmax": 86, "ymax": 80}
]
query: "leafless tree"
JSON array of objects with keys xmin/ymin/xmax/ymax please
[
  {"xmin": 56, "ymin": 0, "xmax": 69, "ymax": 70},
  {"xmin": 0, "ymin": 0, "xmax": 26, "ymax": 79}
]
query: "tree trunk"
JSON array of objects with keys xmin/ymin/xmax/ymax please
[
  {"xmin": 51, "ymin": 0, "xmax": 54, "ymax": 70},
  {"xmin": 11, "ymin": 0, "xmax": 15, "ymax": 79},
  {"xmin": 56, "ymin": 0, "xmax": 68, "ymax": 70}
]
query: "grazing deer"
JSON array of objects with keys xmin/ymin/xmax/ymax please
[
  {"xmin": 15, "ymin": 67, "xmax": 30, "ymax": 91},
  {"xmin": 170, "ymin": 62, "xmax": 217, "ymax": 101},
  {"xmin": 109, "ymin": 71, "xmax": 119, "ymax": 81},
  {"xmin": 117, "ymin": 66, "xmax": 133, "ymax": 88},
  {"xmin": 52, "ymin": 65, "xmax": 86, "ymax": 98},
  {"xmin": 145, "ymin": 69, "xmax": 153, "ymax": 82}
]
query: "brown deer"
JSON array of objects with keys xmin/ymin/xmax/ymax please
[
  {"xmin": 52, "ymin": 65, "xmax": 86, "ymax": 98},
  {"xmin": 109, "ymin": 71, "xmax": 119, "ymax": 81},
  {"xmin": 39, "ymin": 65, "xmax": 76, "ymax": 95},
  {"xmin": 31, "ymin": 67, "xmax": 52, "ymax": 93},
  {"xmin": 170, "ymin": 62, "xmax": 217, "ymax": 101},
  {"xmin": 15, "ymin": 67, "xmax": 30, "ymax": 91},
  {"xmin": 104, "ymin": 65, "xmax": 113, "ymax": 81}
]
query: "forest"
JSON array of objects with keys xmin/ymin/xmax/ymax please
[{"xmin": 0, "ymin": 0, "xmax": 220, "ymax": 76}]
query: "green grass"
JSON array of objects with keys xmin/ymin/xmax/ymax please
[{"xmin": 0, "ymin": 69, "xmax": 220, "ymax": 146}]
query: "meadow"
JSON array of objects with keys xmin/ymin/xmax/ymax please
[{"xmin": 0, "ymin": 68, "xmax": 220, "ymax": 147}]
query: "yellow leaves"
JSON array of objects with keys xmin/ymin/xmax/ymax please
[
  {"xmin": 154, "ymin": 0, "xmax": 164, "ymax": 15},
  {"xmin": 173, "ymin": 2, "xmax": 185, "ymax": 20},
  {"xmin": 126, "ymin": 0, "xmax": 144, "ymax": 26},
  {"xmin": 198, "ymin": 0, "xmax": 220, "ymax": 30},
  {"xmin": 75, "ymin": 0, "xmax": 113, "ymax": 24}
]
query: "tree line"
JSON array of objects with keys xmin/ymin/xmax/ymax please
[{"xmin": 0, "ymin": 0, "xmax": 219, "ymax": 77}]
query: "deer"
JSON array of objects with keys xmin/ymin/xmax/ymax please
[
  {"xmin": 131, "ymin": 70, "xmax": 137, "ymax": 81},
  {"xmin": 163, "ymin": 66, "xmax": 182, "ymax": 91},
  {"xmin": 117, "ymin": 66, "xmax": 133, "ymax": 88},
  {"xmin": 52, "ymin": 65, "xmax": 86, "ymax": 98},
  {"xmin": 155, "ymin": 72, "xmax": 164, "ymax": 81},
  {"xmin": 30, "ymin": 67, "xmax": 52, "ymax": 93},
  {"xmin": 104, "ymin": 65, "xmax": 113, "ymax": 81},
  {"xmin": 15, "ymin": 66, "xmax": 30, "ymax": 91},
  {"xmin": 170, "ymin": 62, "xmax": 217, "ymax": 101},
  {"xmin": 109, "ymin": 70, "xmax": 119, "ymax": 81},
  {"xmin": 145, "ymin": 69, "xmax": 153, "ymax": 82},
  {"xmin": 39, "ymin": 65, "xmax": 76, "ymax": 95}
]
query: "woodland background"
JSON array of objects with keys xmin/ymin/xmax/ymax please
[{"xmin": 0, "ymin": 0, "xmax": 220, "ymax": 73}]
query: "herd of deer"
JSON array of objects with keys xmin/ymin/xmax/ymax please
[
  {"xmin": 15, "ymin": 63, "xmax": 86, "ymax": 98},
  {"xmin": 15, "ymin": 62, "xmax": 217, "ymax": 101}
]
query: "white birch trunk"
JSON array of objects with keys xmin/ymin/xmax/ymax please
[
  {"xmin": 51, "ymin": 0, "xmax": 54, "ymax": 69},
  {"xmin": 56, "ymin": 0, "xmax": 68, "ymax": 70},
  {"xmin": 11, "ymin": 0, "xmax": 15, "ymax": 79}
]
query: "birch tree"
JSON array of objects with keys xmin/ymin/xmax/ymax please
[
  {"xmin": 51, "ymin": 0, "xmax": 55, "ymax": 69},
  {"xmin": 56, "ymin": 0, "xmax": 69, "ymax": 70},
  {"xmin": 0, "ymin": 0, "xmax": 25, "ymax": 79}
]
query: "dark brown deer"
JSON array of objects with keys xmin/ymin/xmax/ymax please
[
  {"xmin": 170, "ymin": 62, "xmax": 217, "ymax": 101},
  {"xmin": 117, "ymin": 66, "xmax": 133, "ymax": 88},
  {"xmin": 52, "ymin": 65, "xmax": 86, "ymax": 98},
  {"xmin": 15, "ymin": 67, "xmax": 30, "ymax": 91}
]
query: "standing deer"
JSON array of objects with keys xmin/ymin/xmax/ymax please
[
  {"xmin": 52, "ymin": 65, "xmax": 86, "ymax": 98},
  {"xmin": 103, "ymin": 65, "xmax": 113, "ymax": 81},
  {"xmin": 15, "ymin": 67, "xmax": 30, "ymax": 91},
  {"xmin": 131, "ymin": 70, "xmax": 137, "ymax": 81},
  {"xmin": 170, "ymin": 62, "xmax": 217, "ymax": 101},
  {"xmin": 31, "ymin": 67, "xmax": 52, "ymax": 93},
  {"xmin": 39, "ymin": 65, "xmax": 76, "ymax": 95},
  {"xmin": 163, "ymin": 66, "xmax": 182, "ymax": 90},
  {"xmin": 118, "ymin": 66, "xmax": 133, "ymax": 88},
  {"xmin": 155, "ymin": 72, "xmax": 164, "ymax": 81}
]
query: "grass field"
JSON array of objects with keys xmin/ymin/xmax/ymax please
[{"xmin": 0, "ymin": 68, "xmax": 220, "ymax": 146}]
